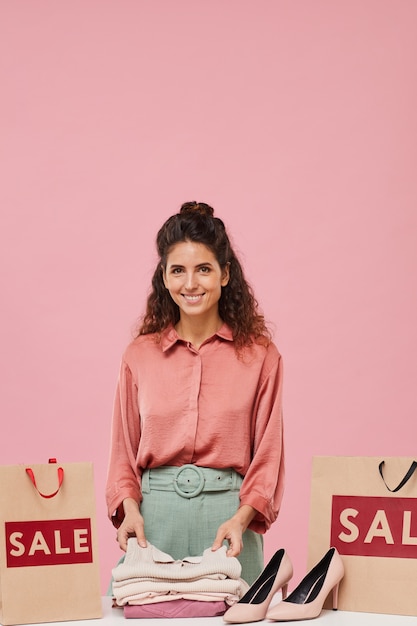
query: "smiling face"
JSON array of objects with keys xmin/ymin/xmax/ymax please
[{"xmin": 162, "ymin": 240, "xmax": 230, "ymax": 326}]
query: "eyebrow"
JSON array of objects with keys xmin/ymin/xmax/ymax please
[{"xmin": 169, "ymin": 262, "xmax": 214, "ymax": 269}]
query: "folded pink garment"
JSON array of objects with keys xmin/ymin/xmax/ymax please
[{"xmin": 124, "ymin": 599, "xmax": 226, "ymax": 618}]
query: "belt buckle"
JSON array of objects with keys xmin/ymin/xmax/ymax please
[{"xmin": 173, "ymin": 464, "xmax": 205, "ymax": 498}]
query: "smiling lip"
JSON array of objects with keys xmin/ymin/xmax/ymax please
[{"xmin": 182, "ymin": 294, "xmax": 204, "ymax": 302}]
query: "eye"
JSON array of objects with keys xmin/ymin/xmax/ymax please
[
  {"xmin": 199, "ymin": 266, "xmax": 211, "ymax": 273},
  {"xmin": 171, "ymin": 267, "xmax": 184, "ymax": 274}
]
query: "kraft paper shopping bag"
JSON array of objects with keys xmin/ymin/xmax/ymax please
[
  {"xmin": 308, "ymin": 456, "xmax": 417, "ymax": 616},
  {"xmin": 0, "ymin": 459, "xmax": 102, "ymax": 625}
]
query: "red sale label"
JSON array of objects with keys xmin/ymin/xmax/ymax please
[
  {"xmin": 331, "ymin": 495, "xmax": 417, "ymax": 558},
  {"xmin": 5, "ymin": 519, "xmax": 93, "ymax": 567}
]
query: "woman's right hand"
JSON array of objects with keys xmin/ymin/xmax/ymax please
[{"xmin": 116, "ymin": 498, "xmax": 147, "ymax": 551}]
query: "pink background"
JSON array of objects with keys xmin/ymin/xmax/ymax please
[{"xmin": 1, "ymin": 1, "xmax": 416, "ymax": 593}]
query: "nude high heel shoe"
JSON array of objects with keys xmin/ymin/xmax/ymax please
[
  {"xmin": 266, "ymin": 547, "xmax": 344, "ymax": 622},
  {"xmin": 223, "ymin": 549, "xmax": 293, "ymax": 624}
]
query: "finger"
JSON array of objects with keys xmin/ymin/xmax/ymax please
[
  {"xmin": 135, "ymin": 526, "xmax": 147, "ymax": 548},
  {"xmin": 116, "ymin": 529, "xmax": 129, "ymax": 552},
  {"xmin": 211, "ymin": 528, "xmax": 226, "ymax": 551},
  {"xmin": 226, "ymin": 544, "xmax": 240, "ymax": 557},
  {"xmin": 226, "ymin": 534, "xmax": 243, "ymax": 557},
  {"xmin": 129, "ymin": 515, "xmax": 147, "ymax": 548}
]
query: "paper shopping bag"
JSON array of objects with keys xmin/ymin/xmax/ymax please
[
  {"xmin": 307, "ymin": 456, "xmax": 417, "ymax": 616},
  {"xmin": 0, "ymin": 459, "xmax": 102, "ymax": 625}
]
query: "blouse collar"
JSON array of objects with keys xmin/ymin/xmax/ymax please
[{"xmin": 160, "ymin": 323, "xmax": 233, "ymax": 352}]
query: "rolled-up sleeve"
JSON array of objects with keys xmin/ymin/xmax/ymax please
[{"xmin": 239, "ymin": 348, "xmax": 284, "ymax": 533}]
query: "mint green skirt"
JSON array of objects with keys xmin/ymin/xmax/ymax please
[{"xmin": 110, "ymin": 465, "xmax": 263, "ymax": 591}]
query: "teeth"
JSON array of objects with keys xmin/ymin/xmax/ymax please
[{"xmin": 184, "ymin": 295, "xmax": 202, "ymax": 300}]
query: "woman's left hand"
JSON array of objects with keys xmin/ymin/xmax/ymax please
[{"xmin": 211, "ymin": 504, "xmax": 257, "ymax": 557}]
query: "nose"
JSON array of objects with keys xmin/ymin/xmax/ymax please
[{"xmin": 184, "ymin": 271, "xmax": 198, "ymax": 290}]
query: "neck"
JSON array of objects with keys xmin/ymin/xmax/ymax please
[{"xmin": 175, "ymin": 316, "xmax": 223, "ymax": 349}]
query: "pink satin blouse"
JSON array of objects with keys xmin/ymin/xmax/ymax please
[{"xmin": 106, "ymin": 324, "xmax": 284, "ymax": 534}]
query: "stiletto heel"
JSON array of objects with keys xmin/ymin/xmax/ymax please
[
  {"xmin": 332, "ymin": 580, "xmax": 340, "ymax": 610},
  {"xmin": 266, "ymin": 547, "xmax": 344, "ymax": 622},
  {"xmin": 223, "ymin": 549, "xmax": 293, "ymax": 624}
]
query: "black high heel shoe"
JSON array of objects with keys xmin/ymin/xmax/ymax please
[
  {"xmin": 223, "ymin": 549, "xmax": 293, "ymax": 623},
  {"xmin": 266, "ymin": 547, "xmax": 344, "ymax": 621}
]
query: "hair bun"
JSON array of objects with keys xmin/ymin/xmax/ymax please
[{"xmin": 180, "ymin": 201, "xmax": 214, "ymax": 217}]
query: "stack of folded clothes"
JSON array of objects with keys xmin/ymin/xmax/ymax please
[{"xmin": 112, "ymin": 539, "xmax": 249, "ymax": 618}]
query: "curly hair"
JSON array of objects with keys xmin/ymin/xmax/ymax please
[{"xmin": 137, "ymin": 201, "xmax": 271, "ymax": 348}]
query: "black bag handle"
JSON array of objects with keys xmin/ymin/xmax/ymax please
[{"xmin": 378, "ymin": 460, "xmax": 417, "ymax": 492}]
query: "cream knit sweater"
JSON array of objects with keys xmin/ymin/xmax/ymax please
[{"xmin": 112, "ymin": 539, "xmax": 249, "ymax": 606}]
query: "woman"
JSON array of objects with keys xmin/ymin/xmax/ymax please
[{"xmin": 106, "ymin": 201, "xmax": 284, "ymax": 586}]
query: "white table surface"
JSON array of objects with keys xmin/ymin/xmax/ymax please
[{"xmin": 39, "ymin": 597, "xmax": 417, "ymax": 626}]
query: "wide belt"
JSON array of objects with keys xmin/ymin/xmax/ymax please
[{"xmin": 141, "ymin": 464, "xmax": 243, "ymax": 499}]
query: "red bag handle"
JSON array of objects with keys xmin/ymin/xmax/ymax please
[{"xmin": 25, "ymin": 458, "xmax": 64, "ymax": 499}]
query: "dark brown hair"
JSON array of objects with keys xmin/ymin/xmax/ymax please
[{"xmin": 137, "ymin": 201, "xmax": 270, "ymax": 348}]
